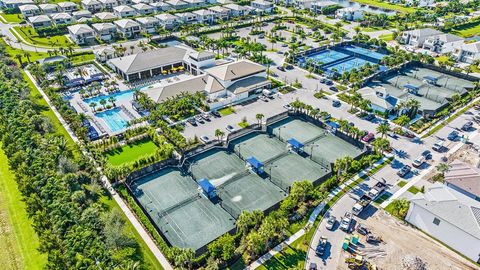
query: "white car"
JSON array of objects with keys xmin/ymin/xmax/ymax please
[
  {"xmin": 200, "ymin": 136, "xmax": 209, "ymax": 143},
  {"xmin": 226, "ymin": 125, "xmax": 235, "ymax": 132},
  {"xmin": 326, "ymin": 216, "xmax": 336, "ymax": 230}
]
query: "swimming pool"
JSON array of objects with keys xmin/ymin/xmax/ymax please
[
  {"xmin": 84, "ymin": 90, "xmax": 135, "ymax": 104},
  {"xmin": 304, "ymin": 50, "xmax": 350, "ymax": 65},
  {"xmin": 96, "ymin": 107, "xmax": 130, "ymax": 132}
]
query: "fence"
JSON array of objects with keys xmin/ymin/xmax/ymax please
[
  {"xmin": 125, "ymin": 158, "xmax": 178, "ymax": 184},
  {"xmin": 226, "ymin": 123, "xmax": 261, "ymax": 144},
  {"xmin": 265, "ymin": 111, "xmax": 289, "ymax": 126}
]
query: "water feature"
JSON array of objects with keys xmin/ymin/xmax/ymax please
[
  {"xmin": 95, "ymin": 107, "xmax": 130, "ymax": 133},
  {"xmin": 330, "ymin": 0, "xmax": 396, "ymax": 15}
]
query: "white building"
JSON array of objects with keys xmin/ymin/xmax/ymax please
[
  {"xmin": 454, "ymin": 41, "xmax": 480, "ymax": 64},
  {"xmin": 68, "ymin": 24, "xmax": 96, "ymax": 45},
  {"xmin": 19, "ymin": 4, "xmax": 40, "ymax": 18},
  {"xmin": 28, "ymin": 15, "xmax": 52, "ymax": 28},
  {"xmin": 224, "ymin": 3, "xmax": 249, "ymax": 16},
  {"xmin": 38, "ymin": 4, "xmax": 59, "ymax": 15},
  {"xmin": 406, "ymin": 183, "xmax": 480, "ymax": 263},
  {"xmin": 292, "ymin": 0, "xmax": 317, "ymax": 10},
  {"xmin": 92, "ymin": 22, "xmax": 117, "ymax": 41},
  {"xmin": 72, "ymin": 10, "xmax": 93, "ymax": 20},
  {"xmin": 251, "ymin": 0, "xmax": 274, "ymax": 13},
  {"xmin": 155, "ymin": 13, "xmax": 179, "ymax": 29},
  {"xmin": 0, "ymin": 0, "xmax": 34, "ymax": 10},
  {"xmin": 131, "ymin": 3, "xmax": 155, "ymax": 15},
  {"xmin": 176, "ymin": 12, "xmax": 197, "ymax": 24},
  {"xmin": 335, "ymin": 7, "xmax": 363, "ymax": 21},
  {"xmin": 150, "ymin": 2, "xmax": 172, "ymax": 12},
  {"xmin": 50, "ymin": 12, "xmax": 74, "ymax": 25},
  {"xmin": 400, "ymin": 28, "xmax": 444, "ymax": 47},
  {"xmin": 183, "ymin": 0, "xmax": 206, "ymax": 7},
  {"xmin": 444, "ymin": 160, "xmax": 480, "ymax": 201},
  {"xmin": 114, "ymin": 18, "xmax": 141, "ymax": 38},
  {"xmin": 208, "ymin": 6, "xmax": 229, "ymax": 20},
  {"xmin": 94, "ymin": 11, "xmax": 117, "ymax": 20},
  {"xmin": 405, "ymin": 0, "xmax": 434, "ymax": 7},
  {"xmin": 81, "ymin": 0, "xmax": 102, "ymax": 13},
  {"xmin": 99, "ymin": 0, "xmax": 120, "ymax": 11},
  {"xmin": 113, "ymin": 5, "xmax": 137, "ymax": 17},
  {"xmin": 311, "ymin": 1, "xmax": 337, "ymax": 13},
  {"xmin": 135, "ymin": 16, "xmax": 159, "ymax": 34},
  {"xmin": 422, "ymin": 33, "xmax": 464, "ymax": 54},
  {"xmin": 193, "ymin": 9, "xmax": 215, "ymax": 24},
  {"xmin": 165, "ymin": 0, "xmax": 189, "ymax": 10},
  {"xmin": 57, "ymin": 1, "xmax": 78, "ymax": 13}
]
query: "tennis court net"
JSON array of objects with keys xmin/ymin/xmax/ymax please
[{"xmin": 158, "ymin": 194, "xmax": 201, "ymax": 218}]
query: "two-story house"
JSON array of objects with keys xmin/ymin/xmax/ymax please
[
  {"xmin": 19, "ymin": 4, "xmax": 40, "ymax": 18},
  {"xmin": 251, "ymin": 0, "xmax": 274, "ymax": 13},
  {"xmin": 208, "ymin": 6, "xmax": 229, "ymax": 20},
  {"xmin": 193, "ymin": 9, "xmax": 215, "ymax": 24},
  {"xmin": 114, "ymin": 18, "xmax": 141, "ymax": 38},
  {"xmin": 400, "ymin": 28, "xmax": 444, "ymax": 47},
  {"xmin": 92, "ymin": 22, "xmax": 117, "ymax": 41},
  {"xmin": 422, "ymin": 33, "xmax": 464, "ymax": 54},
  {"xmin": 94, "ymin": 11, "xmax": 117, "ymax": 20},
  {"xmin": 155, "ymin": 13, "xmax": 179, "ymax": 29},
  {"xmin": 99, "ymin": 0, "xmax": 120, "ymax": 11},
  {"xmin": 68, "ymin": 24, "xmax": 96, "ymax": 44},
  {"xmin": 50, "ymin": 12, "xmax": 74, "ymax": 25},
  {"xmin": 165, "ymin": 0, "xmax": 189, "ymax": 10},
  {"xmin": 57, "ymin": 1, "xmax": 78, "ymax": 13},
  {"xmin": 135, "ymin": 16, "xmax": 159, "ymax": 33},
  {"xmin": 150, "ymin": 2, "xmax": 172, "ymax": 12},
  {"xmin": 28, "ymin": 15, "xmax": 52, "ymax": 28},
  {"xmin": 454, "ymin": 41, "xmax": 480, "ymax": 64},
  {"xmin": 335, "ymin": 7, "xmax": 363, "ymax": 21},
  {"xmin": 38, "ymin": 4, "xmax": 59, "ymax": 15},
  {"xmin": 113, "ymin": 5, "xmax": 137, "ymax": 17},
  {"xmin": 81, "ymin": 0, "xmax": 102, "ymax": 13},
  {"xmin": 131, "ymin": 3, "xmax": 155, "ymax": 15}
]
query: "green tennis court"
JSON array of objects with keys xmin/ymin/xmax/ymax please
[
  {"xmin": 231, "ymin": 133, "xmax": 286, "ymax": 162},
  {"xmin": 269, "ymin": 118, "xmax": 327, "ymax": 144},
  {"xmin": 309, "ymin": 133, "xmax": 364, "ymax": 163},
  {"xmin": 188, "ymin": 149, "xmax": 245, "ymax": 185}
]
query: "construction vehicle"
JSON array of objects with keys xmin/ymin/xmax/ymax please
[
  {"xmin": 366, "ymin": 234, "xmax": 383, "ymax": 244},
  {"xmin": 345, "ymin": 255, "xmax": 366, "ymax": 269}
]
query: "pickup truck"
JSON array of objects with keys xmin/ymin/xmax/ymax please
[
  {"xmin": 352, "ymin": 181, "xmax": 387, "ymax": 216},
  {"xmin": 367, "ymin": 181, "xmax": 387, "ymax": 200},
  {"xmin": 340, "ymin": 212, "xmax": 353, "ymax": 232}
]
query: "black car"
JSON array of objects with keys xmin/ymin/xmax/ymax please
[
  {"xmin": 332, "ymin": 100, "xmax": 341, "ymax": 107},
  {"xmin": 325, "ymin": 80, "xmax": 333, "ymax": 86},
  {"xmin": 461, "ymin": 121, "xmax": 473, "ymax": 131},
  {"xmin": 364, "ymin": 113, "xmax": 375, "ymax": 121},
  {"xmin": 421, "ymin": 150, "xmax": 432, "ymax": 160},
  {"xmin": 397, "ymin": 165, "xmax": 411, "ymax": 177},
  {"xmin": 211, "ymin": 110, "xmax": 221, "ymax": 118},
  {"xmin": 187, "ymin": 118, "xmax": 197, "ymax": 126},
  {"xmin": 285, "ymin": 64, "xmax": 294, "ymax": 70},
  {"xmin": 276, "ymin": 66, "xmax": 285, "ymax": 71},
  {"xmin": 320, "ymin": 78, "xmax": 327, "ymax": 83},
  {"xmin": 329, "ymin": 86, "xmax": 338, "ymax": 92},
  {"xmin": 315, "ymin": 237, "xmax": 328, "ymax": 256}
]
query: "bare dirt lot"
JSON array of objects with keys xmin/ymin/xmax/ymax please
[{"xmin": 338, "ymin": 210, "xmax": 478, "ymax": 270}]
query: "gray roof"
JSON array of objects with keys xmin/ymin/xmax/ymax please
[
  {"xmin": 132, "ymin": 3, "xmax": 154, "ymax": 10},
  {"xmin": 68, "ymin": 24, "xmax": 94, "ymax": 35},
  {"xmin": 92, "ymin": 22, "xmax": 116, "ymax": 31},
  {"xmin": 58, "ymin": 1, "xmax": 77, "ymax": 7},
  {"xmin": 146, "ymin": 74, "xmax": 208, "ymax": 102},
  {"xmin": 28, "ymin": 15, "xmax": 51, "ymax": 23},
  {"xmin": 227, "ymin": 76, "xmax": 270, "ymax": 94},
  {"xmin": 444, "ymin": 160, "xmax": 480, "ymax": 198},
  {"xmin": 155, "ymin": 13, "xmax": 178, "ymax": 20},
  {"xmin": 94, "ymin": 12, "xmax": 117, "ymax": 20},
  {"xmin": 19, "ymin": 4, "xmax": 39, "ymax": 11},
  {"xmin": 50, "ymin": 12, "xmax": 72, "ymax": 19},
  {"xmin": 404, "ymin": 28, "xmax": 444, "ymax": 37},
  {"xmin": 114, "ymin": 5, "xmax": 135, "ymax": 12},
  {"xmin": 38, "ymin": 3, "xmax": 58, "ymax": 10},
  {"xmin": 205, "ymin": 60, "xmax": 266, "ymax": 81},
  {"xmin": 114, "ymin": 18, "xmax": 140, "ymax": 28},
  {"xmin": 461, "ymin": 41, "xmax": 480, "ymax": 53},
  {"xmin": 108, "ymin": 46, "xmax": 187, "ymax": 74},
  {"xmin": 135, "ymin": 16, "xmax": 159, "ymax": 24},
  {"xmin": 428, "ymin": 33, "xmax": 464, "ymax": 43},
  {"xmin": 410, "ymin": 183, "xmax": 480, "ymax": 239},
  {"xmin": 208, "ymin": 6, "xmax": 229, "ymax": 13},
  {"xmin": 358, "ymin": 86, "xmax": 397, "ymax": 110}
]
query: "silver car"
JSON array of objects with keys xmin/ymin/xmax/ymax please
[{"xmin": 326, "ymin": 216, "xmax": 336, "ymax": 230}]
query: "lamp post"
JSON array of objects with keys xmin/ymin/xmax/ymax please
[
  {"xmin": 309, "ymin": 144, "xmax": 319, "ymax": 160},
  {"xmin": 269, "ymin": 165, "xmax": 278, "ymax": 180},
  {"xmin": 278, "ymin": 126, "xmax": 286, "ymax": 141}
]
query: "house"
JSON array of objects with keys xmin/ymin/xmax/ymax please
[
  {"xmin": 208, "ymin": 6, "xmax": 229, "ymax": 20},
  {"xmin": 38, "ymin": 4, "xmax": 59, "ymax": 15},
  {"xmin": 183, "ymin": 0, "xmax": 206, "ymax": 8},
  {"xmin": 357, "ymin": 86, "xmax": 398, "ymax": 115},
  {"xmin": 224, "ymin": 3, "xmax": 249, "ymax": 16},
  {"xmin": 72, "ymin": 10, "xmax": 93, "ymax": 20},
  {"xmin": 292, "ymin": 0, "xmax": 317, "ymax": 9},
  {"xmin": 68, "ymin": 24, "xmax": 96, "ymax": 45},
  {"xmin": 405, "ymin": 0, "xmax": 435, "ymax": 7},
  {"xmin": 193, "ymin": 9, "xmax": 215, "ymax": 24},
  {"xmin": 57, "ymin": 2, "xmax": 78, "ymax": 13},
  {"xmin": 444, "ymin": 160, "xmax": 480, "ymax": 201},
  {"xmin": 405, "ymin": 183, "xmax": 480, "ymax": 262},
  {"xmin": 19, "ymin": 4, "xmax": 40, "ymax": 18},
  {"xmin": 311, "ymin": 1, "xmax": 338, "ymax": 13},
  {"xmin": 93, "ymin": 46, "xmax": 117, "ymax": 62},
  {"xmin": 335, "ymin": 7, "xmax": 363, "ymax": 21},
  {"xmin": 92, "ymin": 22, "xmax": 117, "ymax": 41},
  {"xmin": 150, "ymin": 2, "xmax": 172, "ymax": 12},
  {"xmin": 94, "ymin": 11, "xmax": 117, "ymax": 20},
  {"xmin": 400, "ymin": 28, "xmax": 444, "ymax": 47},
  {"xmin": 176, "ymin": 12, "xmax": 198, "ymax": 24},
  {"xmin": 135, "ymin": 16, "xmax": 159, "ymax": 34},
  {"xmin": 114, "ymin": 18, "xmax": 141, "ymax": 38},
  {"xmin": 113, "ymin": 5, "xmax": 137, "ymax": 17},
  {"xmin": 99, "ymin": 0, "xmax": 120, "ymax": 11},
  {"xmin": 0, "ymin": 0, "xmax": 34, "ymax": 10},
  {"xmin": 81, "ymin": 0, "xmax": 103, "ymax": 13},
  {"xmin": 155, "ymin": 13, "xmax": 179, "ymax": 29},
  {"xmin": 422, "ymin": 33, "xmax": 464, "ymax": 54},
  {"xmin": 251, "ymin": 0, "xmax": 274, "ymax": 13},
  {"xmin": 117, "ymin": 0, "xmax": 131, "ymax": 4},
  {"xmin": 131, "ymin": 3, "xmax": 155, "ymax": 15},
  {"xmin": 28, "ymin": 15, "xmax": 52, "ymax": 28},
  {"xmin": 50, "ymin": 13, "xmax": 74, "ymax": 25},
  {"xmin": 165, "ymin": 0, "xmax": 189, "ymax": 10},
  {"xmin": 454, "ymin": 41, "xmax": 480, "ymax": 64}
]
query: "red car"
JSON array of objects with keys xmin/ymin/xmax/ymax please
[{"xmin": 362, "ymin": 132, "xmax": 375, "ymax": 142}]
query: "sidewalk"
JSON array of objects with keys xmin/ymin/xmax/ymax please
[{"xmin": 24, "ymin": 69, "xmax": 173, "ymax": 270}]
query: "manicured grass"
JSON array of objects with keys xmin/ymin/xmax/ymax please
[
  {"xmin": 384, "ymin": 201, "xmax": 396, "ymax": 216},
  {"xmin": 68, "ymin": 53, "xmax": 95, "ymax": 64},
  {"xmin": 105, "ymin": 138, "xmax": 158, "ymax": 166},
  {"xmin": 397, "ymin": 180, "xmax": 407, "ymax": 188},
  {"xmin": 379, "ymin": 33, "xmax": 394, "ymax": 41},
  {"xmin": 238, "ymin": 121, "xmax": 249, "ymax": 128},
  {"xmin": 0, "ymin": 146, "xmax": 46, "ymax": 269},
  {"xmin": 0, "ymin": 13, "xmax": 23, "ymax": 23},
  {"xmin": 13, "ymin": 26, "xmax": 77, "ymax": 48},
  {"xmin": 408, "ymin": 186, "xmax": 421, "ymax": 194},
  {"xmin": 373, "ymin": 192, "xmax": 391, "ymax": 204},
  {"xmin": 449, "ymin": 19, "xmax": 480, "ymax": 38},
  {"xmin": 257, "ymin": 235, "xmax": 307, "ymax": 270},
  {"xmin": 99, "ymin": 195, "xmax": 164, "ymax": 270},
  {"xmin": 3, "ymin": 40, "xmax": 50, "ymax": 64},
  {"xmin": 219, "ymin": 106, "xmax": 235, "ymax": 116},
  {"xmin": 351, "ymin": 0, "xmax": 416, "ymax": 13}
]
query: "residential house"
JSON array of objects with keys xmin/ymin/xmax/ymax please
[
  {"xmin": 113, "ymin": 5, "xmax": 137, "ymax": 17},
  {"xmin": 92, "ymin": 22, "xmax": 117, "ymax": 41},
  {"xmin": 68, "ymin": 24, "xmax": 96, "ymax": 45},
  {"xmin": 208, "ymin": 6, "xmax": 229, "ymax": 20},
  {"xmin": 335, "ymin": 7, "xmax": 363, "ymax": 21},
  {"xmin": 292, "ymin": 0, "xmax": 316, "ymax": 9},
  {"xmin": 50, "ymin": 13, "xmax": 74, "ymax": 25},
  {"xmin": 81, "ymin": 0, "xmax": 103, "ymax": 13},
  {"xmin": 117, "ymin": 0, "xmax": 132, "ymax": 5},
  {"xmin": 215, "ymin": 0, "xmax": 232, "ymax": 4},
  {"xmin": 224, "ymin": 3, "xmax": 249, "ymax": 16},
  {"xmin": 165, "ymin": 0, "xmax": 189, "ymax": 10},
  {"xmin": 405, "ymin": 0, "xmax": 435, "ymax": 7},
  {"xmin": 0, "ymin": 0, "xmax": 34, "ymax": 10},
  {"xmin": 131, "ymin": 0, "xmax": 151, "ymax": 4},
  {"xmin": 135, "ymin": 16, "xmax": 159, "ymax": 34},
  {"xmin": 405, "ymin": 183, "xmax": 480, "ymax": 262},
  {"xmin": 454, "ymin": 41, "xmax": 480, "ymax": 64},
  {"xmin": 99, "ymin": 0, "xmax": 120, "ymax": 11},
  {"xmin": 444, "ymin": 160, "xmax": 480, "ymax": 201},
  {"xmin": 94, "ymin": 11, "xmax": 117, "ymax": 20},
  {"xmin": 131, "ymin": 3, "xmax": 155, "ymax": 15},
  {"xmin": 357, "ymin": 86, "xmax": 398, "ymax": 115},
  {"xmin": 38, "ymin": 4, "xmax": 59, "ymax": 15},
  {"xmin": 251, "ymin": 0, "xmax": 274, "ymax": 13},
  {"xmin": 155, "ymin": 13, "xmax": 179, "ymax": 29},
  {"xmin": 311, "ymin": 1, "xmax": 337, "ymax": 13},
  {"xmin": 28, "ymin": 15, "xmax": 52, "ymax": 28},
  {"xmin": 57, "ymin": 2, "xmax": 78, "ymax": 13},
  {"xmin": 183, "ymin": 0, "xmax": 206, "ymax": 8},
  {"xmin": 150, "ymin": 2, "xmax": 172, "ymax": 12},
  {"xmin": 193, "ymin": 9, "xmax": 215, "ymax": 24},
  {"xmin": 93, "ymin": 46, "xmax": 116, "ymax": 62},
  {"xmin": 19, "ymin": 4, "xmax": 40, "ymax": 18},
  {"xmin": 400, "ymin": 28, "xmax": 444, "ymax": 47},
  {"xmin": 114, "ymin": 18, "xmax": 141, "ymax": 38},
  {"xmin": 72, "ymin": 10, "xmax": 93, "ymax": 20},
  {"xmin": 176, "ymin": 12, "xmax": 198, "ymax": 24},
  {"xmin": 422, "ymin": 33, "xmax": 464, "ymax": 54}
]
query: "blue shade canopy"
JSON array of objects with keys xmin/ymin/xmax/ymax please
[
  {"xmin": 404, "ymin": 84, "xmax": 419, "ymax": 91},
  {"xmin": 287, "ymin": 138, "xmax": 304, "ymax": 149},
  {"xmin": 327, "ymin": 121, "xmax": 340, "ymax": 129},
  {"xmin": 198, "ymin": 178, "xmax": 215, "ymax": 193},
  {"xmin": 246, "ymin": 156, "xmax": 263, "ymax": 169},
  {"xmin": 423, "ymin": 75, "xmax": 438, "ymax": 82}
]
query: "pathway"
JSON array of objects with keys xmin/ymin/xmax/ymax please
[{"xmin": 24, "ymin": 69, "xmax": 174, "ymax": 270}]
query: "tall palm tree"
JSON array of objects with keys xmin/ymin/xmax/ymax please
[
  {"xmin": 214, "ymin": 129, "xmax": 225, "ymax": 141},
  {"xmin": 255, "ymin": 113, "xmax": 264, "ymax": 124},
  {"xmin": 89, "ymin": 102, "xmax": 97, "ymax": 112},
  {"xmin": 108, "ymin": 96, "xmax": 116, "ymax": 107},
  {"xmin": 376, "ymin": 123, "xmax": 391, "ymax": 138}
]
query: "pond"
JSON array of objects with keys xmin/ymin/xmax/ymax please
[{"xmin": 330, "ymin": 0, "xmax": 397, "ymax": 15}]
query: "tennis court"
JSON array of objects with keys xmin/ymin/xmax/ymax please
[
  {"xmin": 325, "ymin": 57, "xmax": 374, "ymax": 73},
  {"xmin": 217, "ymin": 173, "xmax": 286, "ymax": 218},
  {"xmin": 155, "ymin": 197, "xmax": 235, "ymax": 251},
  {"xmin": 269, "ymin": 118, "xmax": 327, "ymax": 144},
  {"xmin": 343, "ymin": 45, "xmax": 386, "ymax": 61},
  {"xmin": 188, "ymin": 149, "xmax": 246, "ymax": 185},
  {"xmin": 231, "ymin": 133, "xmax": 287, "ymax": 162},
  {"xmin": 309, "ymin": 133, "xmax": 364, "ymax": 163},
  {"xmin": 305, "ymin": 49, "xmax": 350, "ymax": 65}
]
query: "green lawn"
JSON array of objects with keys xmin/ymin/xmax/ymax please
[
  {"xmin": 13, "ymin": 26, "xmax": 77, "ymax": 48},
  {"xmin": 219, "ymin": 106, "xmax": 235, "ymax": 116},
  {"xmin": 0, "ymin": 13, "xmax": 23, "ymax": 23},
  {"xmin": 257, "ymin": 235, "xmax": 307, "ymax": 270},
  {"xmin": 379, "ymin": 33, "xmax": 394, "ymax": 41},
  {"xmin": 408, "ymin": 186, "xmax": 421, "ymax": 194},
  {"xmin": 105, "ymin": 138, "xmax": 158, "ymax": 166},
  {"xmin": 449, "ymin": 20, "xmax": 480, "ymax": 38},
  {"xmin": 351, "ymin": 0, "xmax": 416, "ymax": 13},
  {"xmin": 397, "ymin": 180, "xmax": 407, "ymax": 188},
  {"xmin": 0, "ymin": 146, "xmax": 46, "ymax": 269}
]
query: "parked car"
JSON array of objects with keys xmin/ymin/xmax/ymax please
[
  {"xmin": 202, "ymin": 113, "xmax": 210, "ymax": 121},
  {"xmin": 320, "ymin": 78, "xmax": 327, "ymax": 83},
  {"xmin": 397, "ymin": 165, "xmax": 411, "ymax": 177},
  {"xmin": 332, "ymin": 100, "xmax": 341, "ymax": 107},
  {"xmin": 412, "ymin": 155, "xmax": 426, "ymax": 168},
  {"xmin": 461, "ymin": 121, "xmax": 473, "ymax": 131},
  {"xmin": 432, "ymin": 139, "xmax": 445, "ymax": 152},
  {"xmin": 285, "ymin": 64, "xmax": 294, "ymax": 70},
  {"xmin": 326, "ymin": 216, "xmax": 336, "ymax": 230},
  {"xmin": 211, "ymin": 110, "xmax": 221, "ymax": 118},
  {"xmin": 329, "ymin": 86, "xmax": 338, "ymax": 92},
  {"xmin": 226, "ymin": 125, "xmax": 235, "ymax": 132},
  {"xmin": 283, "ymin": 104, "xmax": 292, "ymax": 110},
  {"xmin": 364, "ymin": 113, "xmax": 375, "ymax": 121},
  {"xmin": 200, "ymin": 136, "xmax": 210, "ymax": 143},
  {"xmin": 403, "ymin": 131, "xmax": 415, "ymax": 138},
  {"xmin": 356, "ymin": 223, "xmax": 369, "ymax": 235},
  {"xmin": 276, "ymin": 66, "xmax": 285, "ymax": 71},
  {"xmin": 315, "ymin": 237, "xmax": 328, "ymax": 256},
  {"xmin": 421, "ymin": 150, "xmax": 432, "ymax": 160},
  {"xmin": 308, "ymin": 263, "xmax": 317, "ymax": 270},
  {"xmin": 187, "ymin": 118, "xmax": 197, "ymax": 126},
  {"xmin": 195, "ymin": 115, "xmax": 205, "ymax": 124},
  {"xmin": 362, "ymin": 132, "xmax": 375, "ymax": 142},
  {"xmin": 282, "ymin": 43, "xmax": 288, "ymax": 47},
  {"xmin": 447, "ymin": 130, "xmax": 459, "ymax": 141},
  {"xmin": 340, "ymin": 212, "xmax": 353, "ymax": 232},
  {"xmin": 325, "ymin": 80, "xmax": 333, "ymax": 86}
]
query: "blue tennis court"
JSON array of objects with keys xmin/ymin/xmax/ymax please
[
  {"xmin": 342, "ymin": 45, "xmax": 387, "ymax": 61},
  {"xmin": 305, "ymin": 50, "xmax": 350, "ymax": 65},
  {"xmin": 325, "ymin": 58, "xmax": 373, "ymax": 73}
]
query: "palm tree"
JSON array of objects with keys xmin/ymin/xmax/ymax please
[
  {"xmin": 23, "ymin": 51, "xmax": 31, "ymax": 63},
  {"xmin": 89, "ymin": 102, "xmax": 97, "ymax": 112},
  {"xmin": 372, "ymin": 138, "xmax": 390, "ymax": 154},
  {"xmin": 108, "ymin": 96, "xmax": 116, "ymax": 107},
  {"xmin": 436, "ymin": 163, "xmax": 449, "ymax": 175},
  {"xmin": 406, "ymin": 98, "xmax": 421, "ymax": 118},
  {"xmin": 376, "ymin": 123, "xmax": 391, "ymax": 138},
  {"xmin": 338, "ymin": 119, "xmax": 349, "ymax": 134},
  {"xmin": 390, "ymin": 198, "xmax": 410, "ymax": 219},
  {"xmin": 255, "ymin": 113, "xmax": 264, "ymax": 124},
  {"xmin": 214, "ymin": 129, "xmax": 225, "ymax": 141},
  {"xmin": 395, "ymin": 115, "xmax": 411, "ymax": 127},
  {"xmin": 99, "ymin": 98, "xmax": 107, "ymax": 109},
  {"xmin": 15, "ymin": 54, "xmax": 23, "ymax": 66}
]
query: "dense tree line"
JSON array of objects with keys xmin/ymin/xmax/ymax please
[{"xmin": 0, "ymin": 44, "xmax": 143, "ymax": 268}]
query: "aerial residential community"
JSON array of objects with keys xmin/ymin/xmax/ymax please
[{"xmin": 1, "ymin": 0, "xmax": 480, "ymax": 270}]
